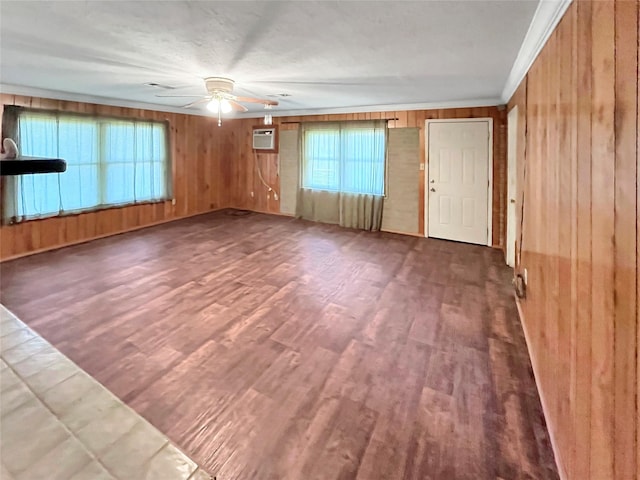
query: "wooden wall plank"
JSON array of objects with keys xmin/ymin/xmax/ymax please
[
  {"xmin": 27, "ymin": 218, "xmax": 41, "ymax": 254},
  {"xmin": 567, "ymin": 20, "xmax": 579, "ymax": 470},
  {"xmin": 589, "ymin": 2, "xmax": 616, "ymax": 477},
  {"xmin": 637, "ymin": 2, "xmax": 640, "ymax": 477},
  {"xmin": 567, "ymin": 4, "xmax": 579, "ymax": 475},
  {"xmin": 637, "ymin": 6, "xmax": 640, "ymax": 480},
  {"xmin": 545, "ymin": 27, "xmax": 560, "ymax": 442},
  {"xmin": 555, "ymin": 12, "xmax": 573, "ymax": 466},
  {"xmin": 574, "ymin": 1, "xmax": 593, "ymax": 477},
  {"xmin": 0, "ymin": 224, "xmax": 14, "ymax": 259},
  {"xmin": 614, "ymin": 1, "xmax": 639, "ymax": 478}
]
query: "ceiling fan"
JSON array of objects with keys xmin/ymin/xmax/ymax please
[{"xmin": 156, "ymin": 77, "xmax": 278, "ymax": 126}]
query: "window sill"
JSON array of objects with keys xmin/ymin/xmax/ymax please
[{"xmin": 3, "ymin": 198, "xmax": 172, "ymax": 226}]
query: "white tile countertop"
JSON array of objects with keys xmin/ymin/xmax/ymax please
[{"xmin": 0, "ymin": 305, "xmax": 213, "ymax": 480}]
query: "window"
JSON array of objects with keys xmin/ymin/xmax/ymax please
[
  {"xmin": 3, "ymin": 108, "xmax": 170, "ymax": 223},
  {"xmin": 301, "ymin": 121, "xmax": 386, "ymax": 196}
]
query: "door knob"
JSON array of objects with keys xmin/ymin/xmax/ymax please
[{"xmin": 430, "ymin": 188, "xmax": 436, "ymax": 192}]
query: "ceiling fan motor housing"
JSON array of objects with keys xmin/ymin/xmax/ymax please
[{"xmin": 205, "ymin": 77, "xmax": 234, "ymax": 94}]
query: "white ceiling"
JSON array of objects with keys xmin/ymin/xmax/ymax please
[{"xmin": 0, "ymin": 1, "xmax": 541, "ymax": 117}]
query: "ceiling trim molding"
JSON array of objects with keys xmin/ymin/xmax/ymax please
[
  {"xmin": 262, "ymin": 98, "xmax": 503, "ymax": 118},
  {"xmin": 1, "ymin": 83, "xmax": 501, "ymax": 119},
  {"xmin": 500, "ymin": 0, "xmax": 573, "ymax": 103},
  {"xmin": 0, "ymin": 84, "xmax": 200, "ymax": 117}
]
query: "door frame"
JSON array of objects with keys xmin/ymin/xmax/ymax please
[
  {"xmin": 424, "ymin": 117, "xmax": 493, "ymax": 246},
  {"xmin": 506, "ymin": 106, "xmax": 518, "ymax": 266}
]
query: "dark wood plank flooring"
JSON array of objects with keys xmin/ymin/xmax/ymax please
[{"xmin": 0, "ymin": 211, "xmax": 559, "ymax": 480}]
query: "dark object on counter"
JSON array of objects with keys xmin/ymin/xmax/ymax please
[{"xmin": 0, "ymin": 157, "xmax": 67, "ymax": 176}]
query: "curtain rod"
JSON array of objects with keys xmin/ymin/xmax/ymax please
[{"xmin": 280, "ymin": 118, "xmax": 399, "ymax": 124}]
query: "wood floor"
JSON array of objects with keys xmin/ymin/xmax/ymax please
[{"xmin": 0, "ymin": 211, "xmax": 559, "ymax": 480}]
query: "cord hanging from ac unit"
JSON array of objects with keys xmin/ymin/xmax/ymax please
[{"xmin": 253, "ymin": 151, "xmax": 279, "ymax": 201}]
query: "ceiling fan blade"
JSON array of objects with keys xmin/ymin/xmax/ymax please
[
  {"xmin": 183, "ymin": 98, "xmax": 210, "ymax": 109},
  {"xmin": 229, "ymin": 100, "xmax": 248, "ymax": 113},
  {"xmin": 155, "ymin": 94, "xmax": 208, "ymax": 98},
  {"xmin": 235, "ymin": 96, "xmax": 278, "ymax": 106}
]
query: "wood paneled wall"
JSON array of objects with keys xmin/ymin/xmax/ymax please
[
  {"xmin": 226, "ymin": 107, "xmax": 507, "ymax": 247},
  {"xmin": 507, "ymin": 1, "xmax": 639, "ymax": 479},
  {"xmin": 0, "ymin": 94, "xmax": 233, "ymax": 260}
]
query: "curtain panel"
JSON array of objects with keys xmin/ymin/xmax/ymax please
[
  {"xmin": 296, "ymin": 120, "xmax": 387, "ymax": 231},
  {"xmin": 297, "ymin": 189, "xmax": 384, "ymax": 231},
  {"xmin": 1, "ymin": 106, "xmax": 171, "ymax": 225}
]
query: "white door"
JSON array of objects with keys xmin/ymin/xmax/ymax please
[
  {"xmin": 427, "ymin": 120, "xmax": 490, "ymax": 245},
  {"xmin": 506, "ymin": 107, "xmax": 518, "ymax": 267}
]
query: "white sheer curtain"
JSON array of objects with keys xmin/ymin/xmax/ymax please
[
  {"xmin": 103, "ymin": 121, "xmax": 167, "ymax": 205},
  {"xmin": 17, "ymin": 112, "xmax": 99, "ymax": 217},
  {"xmin": 297, "ymin": 120, "xmax": 386, "ymax": 231},
  {"xmin": 301, "ymin": 121, "xmax": 386, "ymax": 195},
  {"xmin": 2, "ymin": 108, "xmax": 170, "ymax": 224}
]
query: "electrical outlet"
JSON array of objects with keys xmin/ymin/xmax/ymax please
[
  {"xmin": 523, "ymin": 268, "xmax": 528, "ymax": 285},
  {"xmin": 250, "ymin": 191, "xmax": 254, "ymax": 198},
  {"xmin": 274, "ymin": 193, "xmax": 279, "ymax": 201},
  {"xmin": 171, "ymin": 198, "xmax": 176, "ymax": 206},
  {"xmin": 419, "ymin": 163, "xmax": 425, "ymax": 171}
]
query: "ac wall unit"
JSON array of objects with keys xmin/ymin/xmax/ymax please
[{"xmin": 252, "ymin": 126, "xmax": 278, "ymax": 153}]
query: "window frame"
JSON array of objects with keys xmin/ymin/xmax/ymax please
[
  {"xmin": 2, "ymin": 106, "xmax": 173, "ymax": 224},
  {"xmin": 301, "ymin": 120, "xmax": 387, "ymax": 197}
]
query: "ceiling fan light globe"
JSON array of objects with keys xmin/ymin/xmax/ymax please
[
  {"xmin": 206, "ymin": 99, "xmax": 220, "ymax": 113},
  {"xmin": 220, "ymin": 99, "xmax": 232, "ymax": 113}
]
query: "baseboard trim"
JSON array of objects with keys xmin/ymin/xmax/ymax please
[
  {"xmin": 380, "ymin": 228, "xmax": 422, "ymax": 237},
  {"xmin": 243, "ymin": 210, "xmax": 427, "ymax": 237},
  {"xmin": 235, "ymin": 208, "xmax": 295, "ymax": 218},
  {"xmin": 514, "ymin": 297, "xmax": 568, "ymax": 480}
]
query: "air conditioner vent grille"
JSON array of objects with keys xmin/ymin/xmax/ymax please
[{"xmin": 253, "ymin": 128, "xmax": 277, "ymax": 151}]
